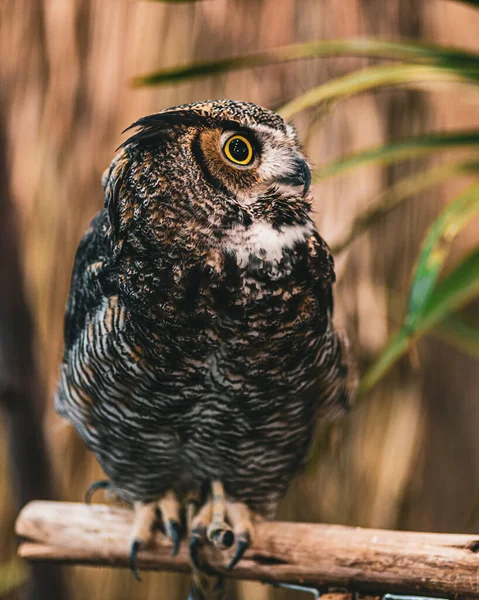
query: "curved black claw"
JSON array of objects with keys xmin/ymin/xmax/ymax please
[
  {"xmin": 165, "ymin": 520, "xmax": 180, "ymax": 557},
  {"xmin": 129, "ymin": 540, "xmax": 142, "ymax": 582},
  {"xmin": 85, "ymin": 480, "xmax": 110, "ymax": 504},
  {"xmin": 227, "ymin": 531, "xmax": 250, "ymax": 570},
  {"xmin": 189, "ymin": 526, "xmax": 205, "ymax": 569}
]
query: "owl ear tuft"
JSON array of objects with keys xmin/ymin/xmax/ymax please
[{"xmin": 118, "ymin": 110, "xmax": 210, "ymax": 150}]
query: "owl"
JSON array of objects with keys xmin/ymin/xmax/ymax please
[{"xmin": 55, "ymin": 99, "xmax": 354, "ymax": 594}]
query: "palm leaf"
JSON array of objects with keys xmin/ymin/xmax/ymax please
[
  {"xmin": 433, "ymin": 314, "xmax": 479, "ymax": 360},
  {"xmin": 359, "ymin": 246, "xmax": 479, "ymax": 396},
  {"xmin": 331, "ymin": 159, "xmax": 479, "ymax": 254},
  {"xmin": 406, "ymin": 182, "xmax": 479, "ymax": 333},
  {"xmin": 279, "ymin": 64, "xmax": 479, "ymax": 119},
  {"xmin": 132, "ymin": 38, "xmax": 479, "ymax": 87},
  {"xmin": 315, "ymin": 131, "xmax": 479, "ymax": 182}
]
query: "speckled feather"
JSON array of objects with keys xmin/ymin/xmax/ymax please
[{"xmin": 56, "ymin": 100, "xmax": 353, "ymax": 517}]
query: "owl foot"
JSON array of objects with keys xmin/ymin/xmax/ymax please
[
  {"xmin": 186, "ymin": 487, "xmax": 257, "ymax": 599},
  {"xmin": 225, "ymin": 501, "xmax": 255, "ymax": 569},
  {"xmin": 207, "ymin": 480, "xmax": 234, "ymax": 550},
  {"xmin": 85, "ymin": 479, "xmax": 110, "ymax": 504},
  {"xmin": 130, "ymin": 500, "xmax": 157, "ymax": 582},
  {"xmin": 188, "ymin": 481, "xmax": 234, "ymax": 568},
  {"xmin": 157, "ymin": 490, "xmax": 181, "ymax": 556},
  {"xmin": 189, "ymin": 495, "xmax": 212, "ymax": 568},
  {"xmin": 129, "ymin": 491, "xmax": 182, "ymax": 581},
  {"xmin": 187, "ymin": 489, "xmax": 226, "ymax": 600}
]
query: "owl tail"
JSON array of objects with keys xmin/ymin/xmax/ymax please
[{"xmin": 188, "ymin": 571, "xmax": 224, "ymax": 600}]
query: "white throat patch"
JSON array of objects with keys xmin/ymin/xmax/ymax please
[{"xmin": 223, "ymin": 221, "xmax": 314, "ymax": 268}]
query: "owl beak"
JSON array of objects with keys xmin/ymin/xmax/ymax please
[{"xmin": 277, "ymin": 158, "xmax": 311, "ymax": 195}]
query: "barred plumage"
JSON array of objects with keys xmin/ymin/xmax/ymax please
[{"xmin": 55, "ymin": 99, "xmax": 354, "ymax": 587}]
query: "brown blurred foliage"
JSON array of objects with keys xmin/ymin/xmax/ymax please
[{"xmin": 0, "ymin": 1, "xmax": 478, "ymax": 599}]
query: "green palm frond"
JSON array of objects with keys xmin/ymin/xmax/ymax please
[
  {"xmin": 315, "ymin": 131, "xmax": 479, "ymax": 182},
  {"xmin": 331, "ymin": 160, "xmax": 479, "ymax": 253},
  {"xmin": 406, "ymin": 182, "xmax": 479, "ymax": 334},
  {"xmin": 279, "ymin": 64, "xmax": 479, "ymax": 119},
  {"xmin": 132, "ymin": 38, "xmax": 479, "ymax": 87},
  {"xmin": 360, "ymin": 246, "xmax": 479, "ymax": 396},
  {"xmin": 433, "ymin": 314, "xmax": 479, "ymax": 360}
]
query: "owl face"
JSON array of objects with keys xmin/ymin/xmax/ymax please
[
  {"xmin": 120, "ymin": 100, "xmax": 311, "ymax": 209},
  {"xmin": 191, "ymin": 115, "xmax": 311, "ymax": 205}
]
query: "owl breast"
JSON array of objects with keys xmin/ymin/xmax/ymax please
[
  {"xmin": 223, "ymin": 220, "xmax": 315, "ymax": 269},
  {"xmin": 57, "ymin": 213, "xmax": 340, "ymax": 512}
]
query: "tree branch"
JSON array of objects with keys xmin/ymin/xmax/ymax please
[{"xmin": 16, "ymin": 501, "xmax": 479, "ymax": 598}]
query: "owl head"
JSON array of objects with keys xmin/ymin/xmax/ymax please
[{"xmin": 103, "ymin": 100, "xmax": 312, "ymax": 246}]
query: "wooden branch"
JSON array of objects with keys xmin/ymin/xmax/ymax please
[{"xmin": 16, "ymin": 501, "xmax": 479, "ymax": 598}]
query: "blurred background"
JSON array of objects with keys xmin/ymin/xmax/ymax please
[{"xmin": 1, "ymin": 0, "xmax": 478, "ymax": 599}]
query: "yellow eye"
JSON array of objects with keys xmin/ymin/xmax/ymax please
[{"xmin": 223, "ymin": 134, "xmax": 254, "ymax": 166}]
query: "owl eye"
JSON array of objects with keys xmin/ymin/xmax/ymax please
[{"xmin": 223, "ymin": 134, "xmax": 254, "ymax": 166}]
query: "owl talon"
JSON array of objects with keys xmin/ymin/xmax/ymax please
[
  {"xmin": 189, "ymin": 526, "xmax": 206, "ymax": 568},
  {"xmin": 85, "ymin": 479, "xmax": 110, "ymax": 504},
  {"xmin": 224, "ymin": 501, "xmax": 256, "ymax": 569},
  {"xmin": 227, "ymin": 531, "xmax": 250, "ymax": 569},
  {"xmin": 156, "ymin": 491, "xmax": 181, "ymax": 555},
  {"xmin": 129, "ymin": 501, "xmax": 156, "ymax": 581},
  {"xmin": 165, "ymin": 519, "xmax": 180, "ymax": 556},
  {"xmin": 129, "ymin": 540, "xmax": 142, "ymax": 582}
]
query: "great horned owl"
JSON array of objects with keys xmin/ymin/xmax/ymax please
[{"xmin": 55, "ymin": 100, "xmax": 354, "ymax": 591}]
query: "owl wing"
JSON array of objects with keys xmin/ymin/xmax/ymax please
[
  {"xmin": 56, "ymin": 208, "xmax": 124, "ymax": 438},
  {"xmin": 308, "ymin": 231, "xmax": 356, "ymax": 418},
  {"xmin": 62, "ymin": 210, "xmax": 113, "ymax": 354}
]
